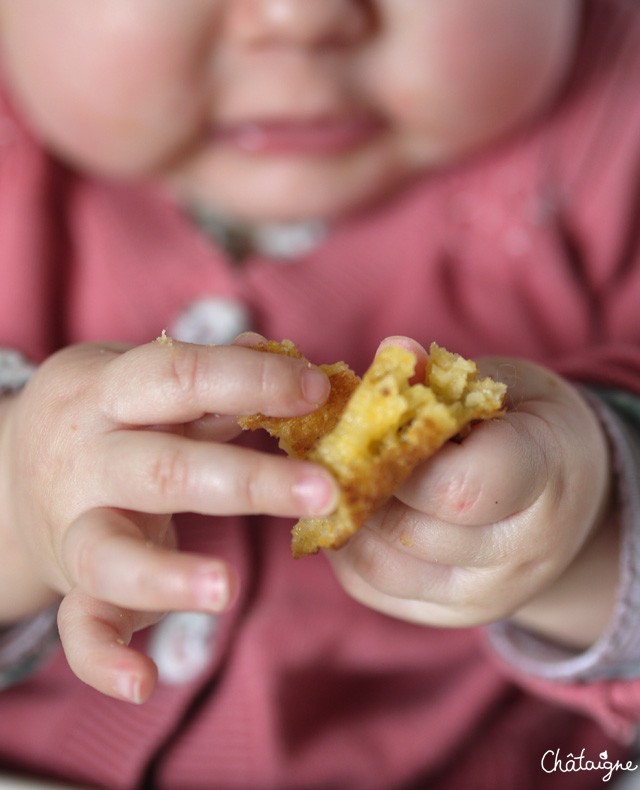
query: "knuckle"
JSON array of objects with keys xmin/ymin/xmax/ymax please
[
  {"xmin": 446, "ymin": 567, "xmax": 500, "ymax": 621},
  {"xmin": 231, "ymin": 466, "xmax": 263, "ymax": 512},
  {"xmin": 431, "ymin": 471, "xmax": 484, "ymax": 523},
  {"xmin": 167, "ymin": 345, "xmax": 205, "ymax": 401},
  {"xmin": 144, "ymin": 446, "xmax": 191, "ymax": 500},
  {"xmin": 65, "ymin": 528, "xmax": 102, "ymax": 590},
  {"xmin": 123, "ymin": 557, "xmax": 156, "ymax": 599},
  {"xmin": 349, "ymin": 530, "xmax": 393, "ymax": 586},
  {"xmin": 253, "ymin": 354, "xmax": 300, "ymax": 413},
  {"xmin": 255, "ymin": 354, "xmax": 274, "ymax": 401},
  {"xmin": 452, "ymin": 566, "xmax": 529, "ymax": 625}
]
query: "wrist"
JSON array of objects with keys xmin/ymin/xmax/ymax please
[{"xmin": 509, "ymin": 500, "xmax": 620, "ymax": 650}]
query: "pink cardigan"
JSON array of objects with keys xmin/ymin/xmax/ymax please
[{"xmin": 2, "ymin": 1, "xmax": 640, "ymax": 786}]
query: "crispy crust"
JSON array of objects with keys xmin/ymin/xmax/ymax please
[
  {"xmin": 238, "ymin": 340, "xmax": 506, "ymax": 558},
  {"xmin": 238, "ymin": 339, "xmax": 359, "ymax": 458}
]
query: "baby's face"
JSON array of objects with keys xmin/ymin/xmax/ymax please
[{"xmin": 0, "ymin": 0, "xmax": 579, "ymax": 223}]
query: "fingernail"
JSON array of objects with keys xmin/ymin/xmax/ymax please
[
  {"xmin": 293, "ymin": 471, "xmax": 338, "ymax": 515},
  {"xmin": 115, "ymin": 672, "xmax": 144, "ymax": 705},
  {"xmin": 301, "ymin": 366, "xmax": 330, "ymax": 406},
  {"xmin": 193, "ymin": 566, "xmax": 230, "ymax": 610},
  {"xmin": 233, "ymin": 331, "xmax": 266, "ymax": 347}
]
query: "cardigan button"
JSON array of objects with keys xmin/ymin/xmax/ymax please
[
  {"xmin": 148, "ymin": 612, "xmax": 219, "ymax": 685},
  {"xmin": 171, "ymin": 297, "xmax": 252, "ymax": 345}
]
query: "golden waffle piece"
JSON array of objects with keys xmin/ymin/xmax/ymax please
[{"xmin": 239, "ymin": 340, "xmax": 506, "ymax": 558}]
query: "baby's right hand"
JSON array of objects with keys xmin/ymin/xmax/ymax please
[{"xmin": 0, "ymin": 336, "xmax": 337, "ymax": 701}]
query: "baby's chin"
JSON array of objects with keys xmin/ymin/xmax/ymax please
[
  {"xmin": 163, "ymin": 137, "xmax": 420, "ymax": 227},
  {"xmin": 167, "ymin": 174, "xmax": 414, "ymax": 231}
]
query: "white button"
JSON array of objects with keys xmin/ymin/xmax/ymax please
[
  {"xmin": 0, "ymin": 349, "xmax": 36, "ymax": 393},
  {"xmin": 149, "ymin": 612, "xmax": 218, "ymax": 685},
  {"xmin": 253, "ymin": 220, "xmax": 327, "ymax": 260},
  {"xmin": 171, "ymin": 297, "xmax": 252, "ymax": 345}
]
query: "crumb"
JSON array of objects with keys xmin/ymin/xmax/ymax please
[
  {"xmin": 399, "ymin": 533, "xmax": 414, "ymax": 548},
  {"xmin": 156, "ymin": 329, "xmax": 174, "ymax": 346}
]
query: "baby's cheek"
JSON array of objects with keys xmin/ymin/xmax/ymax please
[
  {"xmin": 361, "ymin": 35, "xmax": 432, "ymax": 119},
  {"xmin": 360, "ymin": 0, "xmax": 570, "ymax": 165}
]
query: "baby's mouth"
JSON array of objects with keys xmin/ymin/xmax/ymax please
[{"xmin": 210, "ymin": 113, "xmax": 387, "ymax": 156}]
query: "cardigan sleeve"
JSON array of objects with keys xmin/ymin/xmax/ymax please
[{"xmin": 0, "ymin": 605, "xmax": 59, "ymax": 690}]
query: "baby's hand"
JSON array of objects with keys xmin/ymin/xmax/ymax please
[
  {"xmin": 327, "ymin": 349, "xmax": 616, "ymax": 647},
  {"xmin": 0, "ymin": 335, "xmax": 338, "ymax": 701}
]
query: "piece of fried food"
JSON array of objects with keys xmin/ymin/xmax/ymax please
[{"xmin": 239, "ymin": 340, "xmax": 506, "ymax": 558}]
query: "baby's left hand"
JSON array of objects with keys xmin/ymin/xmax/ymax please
[{"xmin": 327, "ymin": 351, "xmax": 617, "ymax": 647}]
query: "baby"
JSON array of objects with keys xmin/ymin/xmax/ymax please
[{"xmin": 0, "ymin": 1, "xmax": 639, "ymax": 788}]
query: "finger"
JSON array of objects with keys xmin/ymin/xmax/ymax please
[
  {"xmin": 326, "ymin": 534, "xmax": 489, "ymax": 627},
  {"xmin": 96, "ymin": 430, "xmax": 339, "ymax": 517},
  {"xmin": 183, "ymin": 413, "xmax": 242, "ymax": 442},
  {"xmin": 366, "ymin": 499, "xmax": 529, "ymax": 568},
  {"xmin": 328, "ymin": 524, "xmax": 530, "ymax": 627},
  {"xmin": 57, "ymin": 587, "xmax": 159, "ymax": 703},
  {"xmin": 332, "ymin": 521, "xmax": 465, "ymax": 606},
  {"xmin": 61, "ymin": 509, "xmax": 236, "ymax": 613},
  {"xmin": 396, "ymin": 412, "xmax": 547, "ymax": 526},
  {"xmin": 397, "ymin": 356, "xmax": 608, "ymax": 527},
  {"xmin": 99, "ymin": 340, "xmax": 331, "ymax": 425}
]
